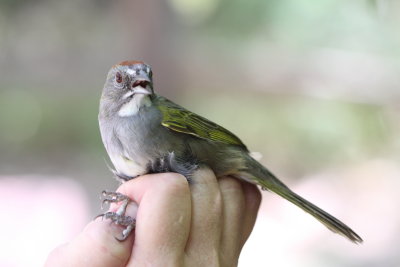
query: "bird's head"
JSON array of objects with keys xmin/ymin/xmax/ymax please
[{"xmin": 101, "ymin": 60, "xmax": 154, "ymax": 117}]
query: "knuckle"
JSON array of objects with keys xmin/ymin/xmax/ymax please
[
  {"xmin": 211, "ymin": 190, "xmax": 223, "ymax": 212},
  {"xmin": 220, "ymin": 253, "xmax": 239, "ymax": 267},
  {"xmin": 157, "ymin": 172, "xmax": 190, "ymax": 194},
  {"xmin": 254, "ymin": 186, "xmax": 262, "ymax": 202},
  {"xmin": 219, "ymin": 177, "xmax": 243, "ymax": 195},
  {"xmin": 191, "ymin": 167, "xmax": 217, "ymax": 185},
  {"xmin": 246, "ymin": 184, "xmax": 262, "ymax": 208}
]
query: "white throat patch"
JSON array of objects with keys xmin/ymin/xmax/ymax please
[{"xmin": 118, "ymin": 89, "xmax": 152, "ymax": 117}]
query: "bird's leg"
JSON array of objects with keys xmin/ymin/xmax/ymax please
[
  {"xmin": 97, "ymin": 191, "xmax": 136, "ymax": 241},
  {"xmin": 101, "ymin": 190, "xmax": 129, "ymax": 208},
  {"xmin": 148, "ymin": 151, "xmax": 199, "ymax": 183}
]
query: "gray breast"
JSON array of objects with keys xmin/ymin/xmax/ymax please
[{"xmin": 104, "ymin": 106, "xmax": 178, "ymax": 177}]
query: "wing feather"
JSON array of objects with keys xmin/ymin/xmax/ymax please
[{"xmin": 155, "ymin": 96, "xmax": 247, "ymax": 149}]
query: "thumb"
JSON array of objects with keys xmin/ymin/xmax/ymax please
[{"xmin": 45, "ymin": 203, "xmax": 137, "ymax": 267}]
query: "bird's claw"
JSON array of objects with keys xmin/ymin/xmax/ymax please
[
  {"xmin": 116, "ymin": 223, "xmax": 135, "ymax": 241},
  {"xmin": 101, "ymin": 191, "xmax": 130, "ymax": 209},
  {"xmin": 97, "ymin": 191, "xmax": 135, "ymax": 241}
]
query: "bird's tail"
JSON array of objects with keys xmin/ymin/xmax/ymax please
[{"xmin": 241, "ymin": 155, "xmax": 363, "ymax": 243}]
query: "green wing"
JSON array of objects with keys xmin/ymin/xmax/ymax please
[{"xmin": 155, "ymin": 96, "xmax": 247, "ymax": 149}]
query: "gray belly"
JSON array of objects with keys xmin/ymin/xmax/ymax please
[{"xmin": 104, "ymin": 113, "xmax": 184, "ymax": 177}]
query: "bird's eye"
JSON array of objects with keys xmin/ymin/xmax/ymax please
[{"xmin": 115, "ymin": 72, "xmax": 123, "ymax": 83}]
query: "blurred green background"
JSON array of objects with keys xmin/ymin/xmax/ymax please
[{"xmin": 0, "ymin": 0, "xmax": 399, "ymax": 266}]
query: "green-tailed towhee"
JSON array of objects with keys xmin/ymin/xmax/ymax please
[{"xmin": 98, "ymin": 60, "xmax": 363, "ymax": 243}]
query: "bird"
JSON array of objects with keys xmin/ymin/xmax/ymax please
[{"xmin": 98, "ymin": 60, "xmax": 363, "ymax": 243}]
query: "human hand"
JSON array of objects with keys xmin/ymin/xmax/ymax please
[{"xmin": 45, "ymin": 168, "xmax": 261, "ymax": 267}]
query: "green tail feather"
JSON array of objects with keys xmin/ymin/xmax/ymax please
[{"xmin": 244, "ymin": 157, "xmax": 363, "ymax": 243}]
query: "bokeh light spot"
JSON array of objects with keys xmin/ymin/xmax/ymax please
[{"xmin": 168, "ymin": 0, "xmax": 219, "ymax": 24}]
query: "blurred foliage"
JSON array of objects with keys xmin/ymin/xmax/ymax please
[
  {"xmin": 183, "ymin": 90, "xmax": 391, "ymax": 176},
  {"xmin": 0, "ymin": 0, "xmax": 398, "ymax": 173},
  {"xmin": 204, "ymin": 0, "xmax": 273, "ymax": 37},
  {"xmin": 0, "ymin": 0, "xmax": 34, "ymax": 11},
  {"xmin": 0, "ymin": 88, "xmax": 102, "ymax": 153}
]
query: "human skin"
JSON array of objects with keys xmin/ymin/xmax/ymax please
[{"xmin": 45, "ymin": 168, "xmax": 261, "ymax": 267}]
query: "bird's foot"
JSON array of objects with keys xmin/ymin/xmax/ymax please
[
  {"xmin": 101, "ymin": 190, "xmax": 130, "ymax": 209},
  {"xmin": 99, "ymin": 211, "xmax": 136, "ymax": 241},
  {"xmin": 97, "ymin": 191, "xmax": 136, "ymax": 241}
]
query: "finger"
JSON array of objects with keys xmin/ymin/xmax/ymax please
[
  {"xmin": 218, "ymin": 176, "xmax": 246, "ymax": 266},
  {"xmin": 239, "ymin": 182, "xmax": 262, "ymax": 248},
  {"xmin": 184, "ymin": 167, "xmax": 222, "ymax": 261},
  {"xmin": 45, "ymin": 215, "xmax": 135, "ymax": 267},
  {"xmin": 117, "ymin": 173, "xmax": 192, "ymax": 266}
]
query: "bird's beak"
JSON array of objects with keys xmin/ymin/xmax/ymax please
[
  {"xmin": 132, "ymin": 85, "xmax": 151, "ymax": 95},
  {"xmin": 131, "ymin": 75, "xmax": 152, "ymax": 95}
]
